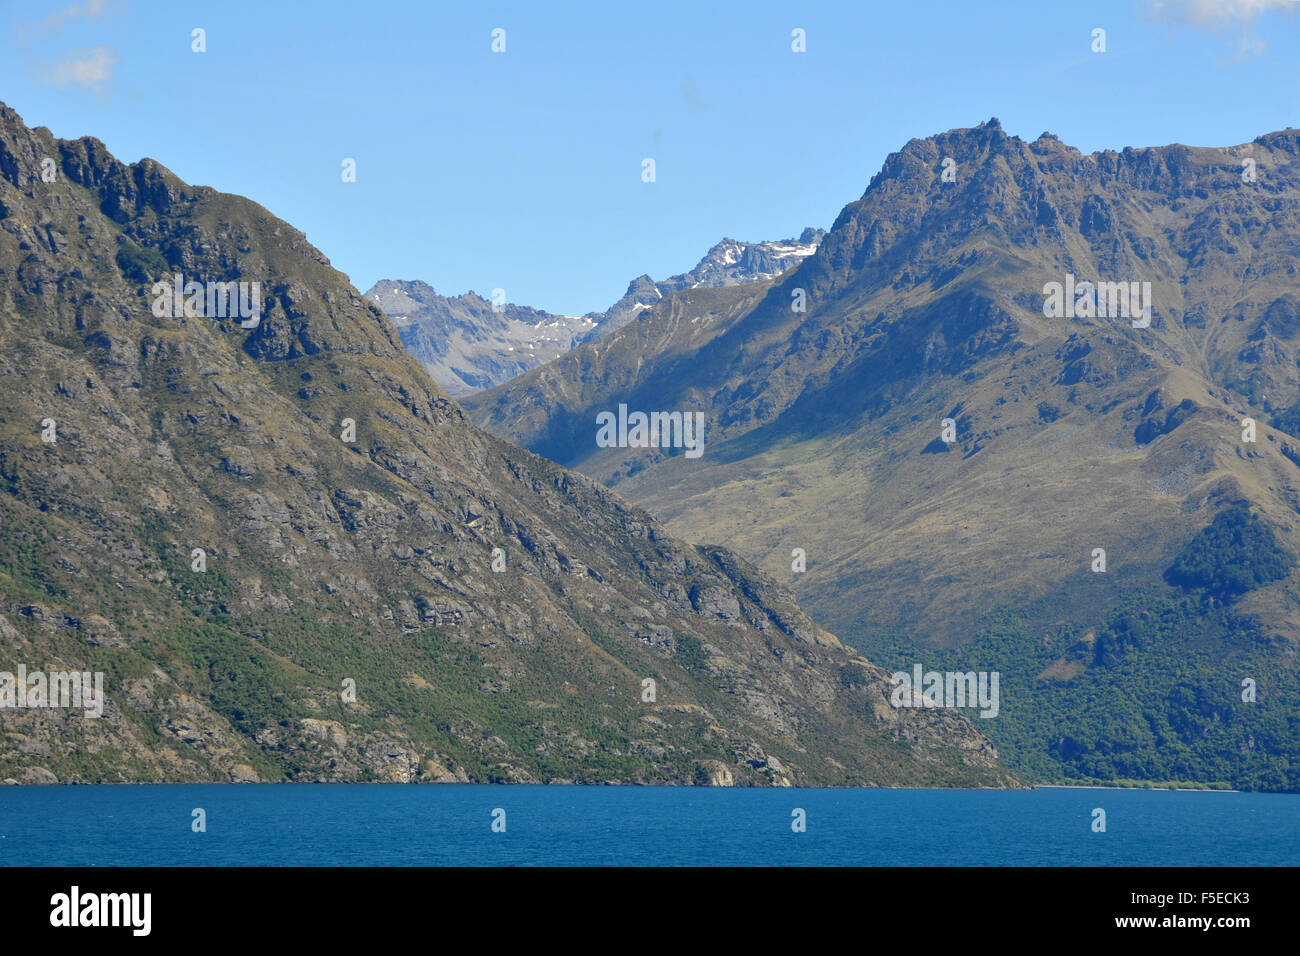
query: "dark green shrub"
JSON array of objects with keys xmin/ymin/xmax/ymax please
[
  {"xmin": 116, "ymin": 243, "xmax": 171, "ymax": 283},
  {"xmin": 1167, "ymin": 503, "xmax": 1295, "ymax": 601}
]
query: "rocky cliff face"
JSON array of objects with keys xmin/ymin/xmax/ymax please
[{"xmin": 0, "ymin": 103, "xmax": 1012, "ymax": 788}]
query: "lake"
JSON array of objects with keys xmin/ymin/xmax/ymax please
[{"xmin": 1, "ymin": 784, "xmax": 1295, "ymax": 866}]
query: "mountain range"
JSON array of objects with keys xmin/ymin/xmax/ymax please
[
  {"xmin": 466, "ymin": 119, "xmax": 1300, "ymax": 791},
  {"xmin": 365, "ymin": 230, "xmax": 824, "ymax": 396},
  {"xmin": 0, "ymin": 102, "xmax": 1008, "ymax": 787}
]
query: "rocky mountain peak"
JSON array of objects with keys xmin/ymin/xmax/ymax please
[{"xmin": 365, "ymin": 227, "xmax": 828, "ymax": 392}]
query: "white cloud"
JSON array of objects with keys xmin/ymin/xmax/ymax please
[
  {"xmin": 40, "ymin": 0, "xmax": 110, "ymax": 34},
  {"xmin": 1144, "ymin": 0, "xmax": 1295, "ymax": 56},
  {"xmin": 1146, "ymin": 0, "xmax": 1295, "ymax": 24},
  {"xmin": 43, "ymin": 45, "xmax": 118, "ymax": 92}
]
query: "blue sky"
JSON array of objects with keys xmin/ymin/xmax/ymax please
[{"xmin": 3, "ymin": 1, "xmax": 1298, "ymax": 314}]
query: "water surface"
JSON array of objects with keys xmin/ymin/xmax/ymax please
[{"xmin": 1, "ymin": 784, "xmax": 1294, "ymax": 866}]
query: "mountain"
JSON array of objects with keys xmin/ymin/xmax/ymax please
[
  {"xmin": 466, "ymin": 119, "xmax": 1300, "ymax": 791},
  {"xmin": 364, "ymin": 280, "xmax": 596, "ymax": 397},
  {"xmin": 364, "ymin": 230, "xmax": 824, "ymax": 395},
  {"xmin": 584, "ymin": 229, "xmax": 826, "ymax": 342},
  {"xmin": 0, "ymin": 102, "xmax": 1012, "ymax": 788}
]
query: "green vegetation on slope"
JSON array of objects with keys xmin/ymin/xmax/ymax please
[
  {"xmin": 869, "ymin": 587, "xmax": 1300, "ymax": 791},
  {"xmin": 1167, "ymin": 503, "xmax": 1297, "ymax": 602}
]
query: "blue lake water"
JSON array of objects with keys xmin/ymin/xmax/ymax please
[{"xmin": 0, "ymin": 784, "xmax": 1295, "ymax": 866}]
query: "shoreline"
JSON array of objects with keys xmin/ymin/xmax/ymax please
[{"xmin": 1035, "ymin": 784, "xmax": 1241, "ymax": 793}]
